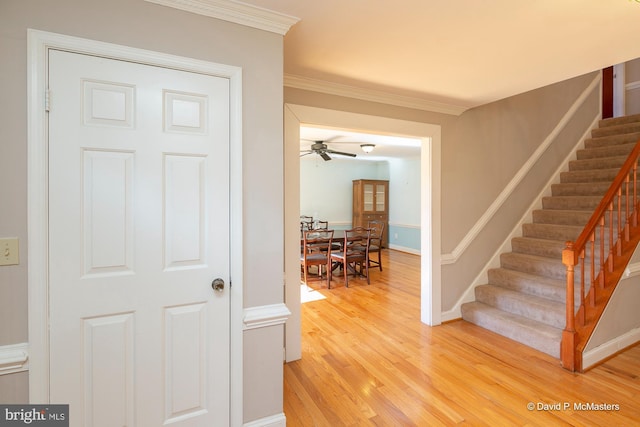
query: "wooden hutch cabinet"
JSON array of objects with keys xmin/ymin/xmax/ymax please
[{"xmin": 352, "ymin": 179, "xmax": 389, "ymax": 247}]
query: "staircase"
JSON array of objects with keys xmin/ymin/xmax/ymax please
[{"xmin": 461, "ymin": 113, "xmax": 640, "ymax": 359}]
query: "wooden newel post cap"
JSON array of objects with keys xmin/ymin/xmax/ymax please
[{"xmin": 562, "ymin": 241, "xmax": 576, "ymax": 267}]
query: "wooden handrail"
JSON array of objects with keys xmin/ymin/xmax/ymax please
[{"xmin": 561, "ymin": 138, "xmax": 640, "ymax": 371}]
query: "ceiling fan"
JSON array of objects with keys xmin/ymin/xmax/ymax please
[{"xmin": 300, "ymin": 139, "xmax": 357, "ymax": 161}]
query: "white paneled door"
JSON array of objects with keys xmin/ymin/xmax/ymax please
[{"xmin": 48, "ymin": 50, "xmax": 230, "ymax": 426}]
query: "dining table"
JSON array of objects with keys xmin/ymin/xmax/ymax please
[{"xmin": 301, "ymin": 229, "xmax": 370, "ymax": 277}]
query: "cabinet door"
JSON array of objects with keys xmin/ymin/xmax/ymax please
[
  {"xmin": 363, "ymin": 183, "xmax": 374, "ymax": 212},
  {"xmin": 375, "ymin": 183, "xmax": 386, "ymax": 212}
]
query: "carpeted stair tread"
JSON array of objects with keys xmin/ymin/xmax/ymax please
[
  {"xmin": 551, "ymin": 182, "xmax": 611, "ymax": 196},
  {"xmin": 591, "ymin": 122, "xmax": 640, "ymax": 138},
  {"xmin": 511, "ymin": 236, "xmax": 565, "ymax": 258},
  {"xmin": 522, "ymin": 222, "xmax": 583, "ymax": 241},
  {"xmin": 576, "ymin": 142, "xmax": 636, "ymax": 160},
  {"xmin": 584, "ymin": 132, "xmax": 640, "ymax": 149},
  {"xmin": 598, "ymin": 113, "xmax": 640, "ymax": 128},
  {"xmin": 461, "ymin": 113, "xmax": 640, "ymax": 360},
  {"xmin": 487, "ymin": 268, "xmax": 566, "ymax": 302},
  {"xmin": 461, "ymin": 302, "xmax": 562, "ymax": 358},
  {"xmin": 568, "ymin": 155, "xmax": 627, "ymax": 171},
  {"xmin": 541, "ymin": 195, "xmax": 603, "ymax": 210},
  {"xmin": 531, "ymin": 209, "xmax": 592, "ymax": 226},
  {"xmin": 559, "ymin": 168, "xmax": 622, "ymax": 183},
  {"xmin": 474, "ymin": 284, "xmax": 565, "ymax": 329},
  {"xmin": 500, "ymin": 252, "xmax": 567, "ymax": 280}
]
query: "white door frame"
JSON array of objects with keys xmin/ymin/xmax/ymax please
[
  {"xmin": 613, "ymin": 63, "xmax": 626, "ymax": 118},
  {"xmin": 27, "ymin": 30, "xmax": 244, "ymax": 423},
  {"xmin": 283, "ymin": 104, "xmax": 442, "ymax": 361}
]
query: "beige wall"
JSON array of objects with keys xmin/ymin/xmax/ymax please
[
  {"xmin": 285, "ymin": 72, "xmax": 600, "ymax": 311},
  {"xmin": 0, "ymin": 0, "xmax": 285, "ymax": 423},
  {"xmin": 286, "ymin": 74, "xmax": 640, "ymax": 368},
  {"xmin": 441, "ymin": 73, "xmax": 600, "ymax": 308},
  {"xmin": 625, "ymin": 58, "xmax": 640, "ymax": 115},
  {"xmin": 585, "ymin": 246, "xmax": 640, "ymax": 354}
]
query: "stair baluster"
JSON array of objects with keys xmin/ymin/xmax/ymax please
[{"xmin": 562, "ymin": 138, "xmax": 640, "ymax": 371}]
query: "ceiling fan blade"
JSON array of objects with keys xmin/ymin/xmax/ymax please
[
  {"xmin": 326, "ymin": 149, "xmax": 357, "ymax": 158},
  {"xmin": 300, "ymin": 151, "xmax": 314, "ymax": 157},
  {"xmin": 320, "ymin": 152, "xmax": 332, "ymax": 161}
]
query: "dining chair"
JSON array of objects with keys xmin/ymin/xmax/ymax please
[
  {"xmin": 315, "ymin": 220, "xmax": 329, "ymax": 230},
  {"xmin": 366, "ymin": 220, "xmax": 385, "ymax": 271},
  {"xmin": 300, "ymin": 229, "xmax": 334, "ymax": 289},
  {"xmin": 300, "ymin": 215, "xmax": 313, "ymax": 232},
  {"xmin": 330, "ymin": 227, "xmax": 370, "ymax": 287}
]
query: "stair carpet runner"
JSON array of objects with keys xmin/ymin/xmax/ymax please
[{"xmin": 461, "ymin": 114, "xmax": 640, "ymax": 358}]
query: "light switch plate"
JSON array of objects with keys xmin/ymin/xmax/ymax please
[{"xmin": 0, "ymin": 238, "xmax": 19, "ymax": 266}]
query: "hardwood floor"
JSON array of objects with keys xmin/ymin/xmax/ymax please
[{"xmin": 285, "ymin": 250, "xmax": 640, "ymax": 426}]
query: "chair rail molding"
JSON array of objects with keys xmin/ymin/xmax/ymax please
[
  {"xmin": 623, "ymin": 261, "xmax": 640, "ymax": 278},
  {"xmin": 441, "ymin": 74, "xmax": 601, "ymax": 265},
  {"xmin": 144, "ymin": 0, "xmax": 300, "ymax": 35},
  {"xmin": 0, "ymin": 343, "xmax": 29, "ymax": 376},
  {"xmin": 244, "ymin": 303, "xmax": 291, "ymax": 330},
  {"xmin": 627, "ymin": 81, "xmax": 640, "ymax": 91},
  {"xmin": 441, "ymin": 115, "xmax": 600, "ymax": 321}
]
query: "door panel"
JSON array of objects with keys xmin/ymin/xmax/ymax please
[{"xmin": 48, "ymin": 49, "xmax": 230, "ymax": 426}]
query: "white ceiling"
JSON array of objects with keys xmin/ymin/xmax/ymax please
[
  {"xmin": 300, "ymin": 125, "xmax": 421, "ymax": 162},
  {"xmin": 245, "ymin": 0, "xmax": 640, "ymax": 112}
]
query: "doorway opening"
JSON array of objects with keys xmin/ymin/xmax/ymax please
[{"xmin": 284, "ymin": 104, "xmax": 442, "ymax": 362}]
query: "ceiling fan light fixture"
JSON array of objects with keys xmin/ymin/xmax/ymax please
[{"xmin": 360, "ymin": 143, "xmax": 375, "ymax": 153}]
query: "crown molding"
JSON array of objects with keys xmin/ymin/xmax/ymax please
[
  {"xmin": 284, "ymin": 74, "xmax": 468, "ymax": 116},
  {"xmin": 145, "ymin": 0, "xmax": 300, "ymax": 35}
]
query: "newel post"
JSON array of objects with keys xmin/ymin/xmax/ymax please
[{"xmin": 561, "ymin": 241, "xmax": 577, "ymax": 371}]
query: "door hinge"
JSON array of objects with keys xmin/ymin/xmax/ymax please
[{"xmin": 45, "ymin": 89, "xmax": 51, "ymax": 112}]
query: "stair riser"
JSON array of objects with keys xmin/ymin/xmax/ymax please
[
  {"xmin": 532, "ymin": 210, "xmax": 592, "ymax": 226},
  {"xmin": 551, "ymin": 182, "xmax": 640, "ymax": 197},
  {"xmin": 474, "ymin": 285, "xmax": 565, "ymax": 329},
  {"xmin": 560, "ymin": 169, "xmax": 620, "ymax": 183},
  {"xmin": 530, "ymin": 214, "xmax": 627, "ymax": 231},
  {"xmin": 598, "ymin": 114, "xmax": 640, "ymax": 128},
  {"xmin": 522, "ymin": 224, "xmax": 583, "ymax": 241},
  {"xmin": 502, "ymin": 249, "xmax": 615, "ymax": 282},
  {"xmin": 460, "ymin": 304, "xmax": 561, "ymax": 358},
  {"xmin": 500, "ymin": 254, "xmax": 563, "ymax": 279},
  {"xmin": 488, "ymin": 268, "xmax": 566, "ymax": 302},
  {"xmin": 591, "ymin": 122, "xmax": 640, "ymax": 138},
  {"xmin": 541, "ymin": 196, "xmax": 636, "ymax": 210},
  {"xmin": 511, "ymin": 238, "xmax": 564, "ymax": 258},
  {"xmin": 512, "ymin": 239, "xmax": 608, "ymax": 265},
  {"xmin": 584, "ymin": 132, "xmax": 640, "ymax": 149},
  {"xmin": 500, "ymin": 253, "xmax": 573, "ymax": 281},
  {"xmin": 576, "ymin": 143, "xmax": 636, "ymax": 160},
  {"xmin": 568, "ymin": 156, "xmax": 627, "ymax": 171},
  {"xmin": 551, "ymin": 183, "xmax": 610, "ymax": 196}
]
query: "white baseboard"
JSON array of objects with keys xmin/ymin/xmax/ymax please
[
  {"xmin": 387, "ymin": 244, "xmax": 420, "ymax": 255},
  {"xmin": 0, "ymin": 342, "xmax": 29, "ymax": 376},
  {"xmin": 243, "ymin": 412, "xmax": 286, "ymax": 427},
  {"xmin": 583, "ymin": 327, "xmax": 640, "ymax": 370}
]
